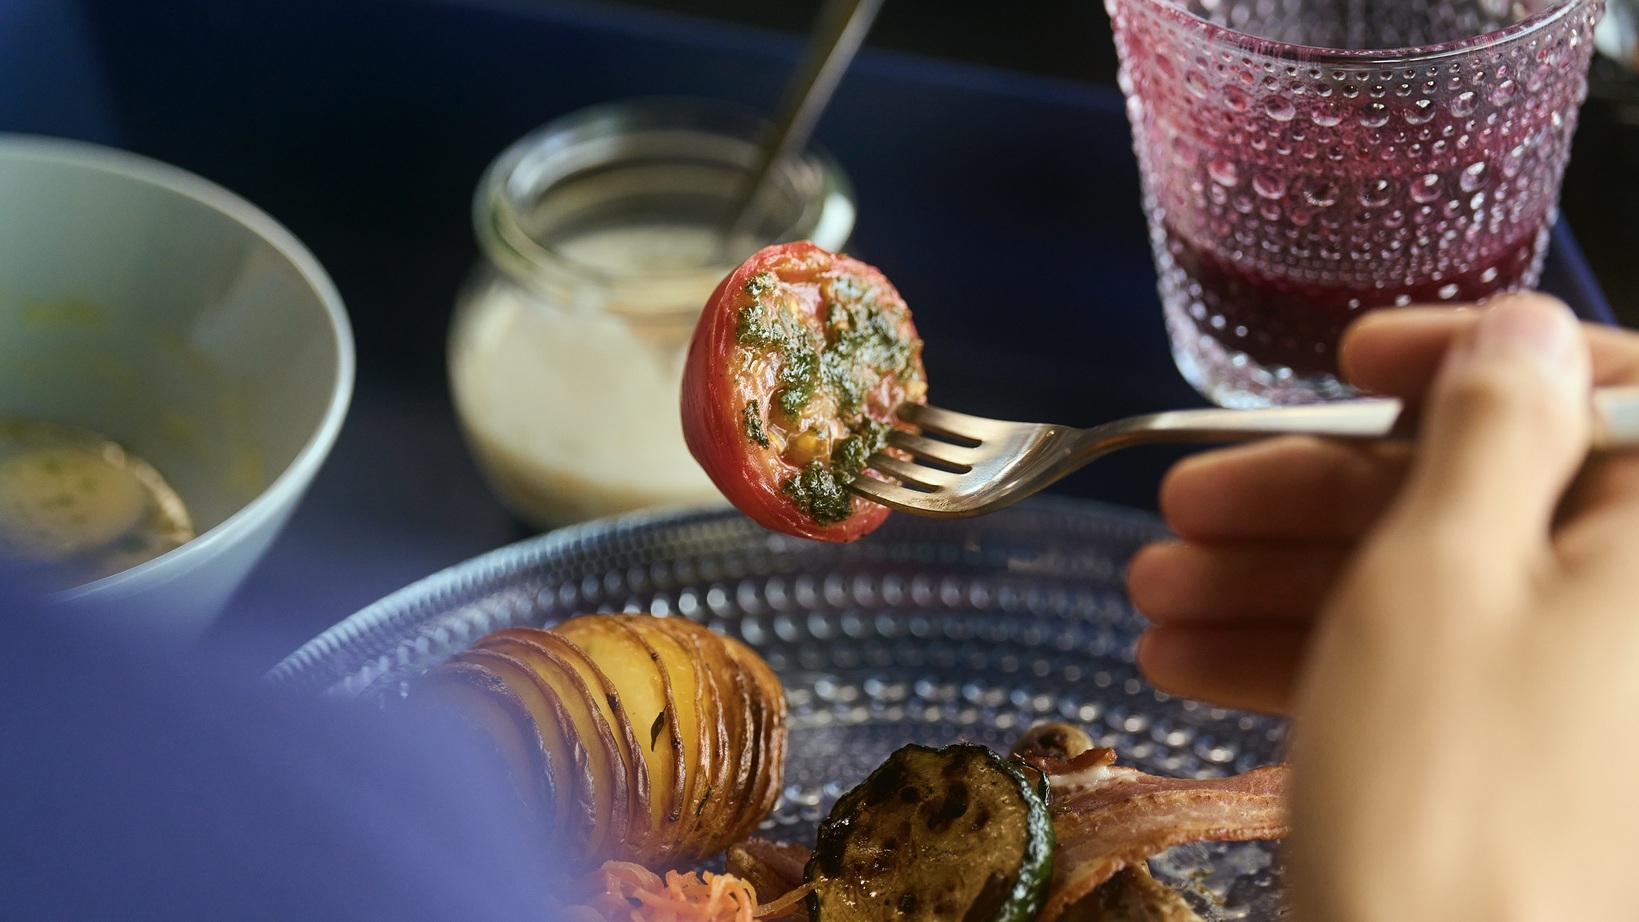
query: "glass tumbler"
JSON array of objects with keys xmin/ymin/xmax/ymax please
[
  {"xmin": 1108, "ymin": 0, "xmax": 1605, "ymax": 406},
  {"xmin": 450, "ymin": 98, "xmax": 855, "ymax": 528}
]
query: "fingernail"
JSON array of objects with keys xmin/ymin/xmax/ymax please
[{"xmin": 1464, "ymin": 297, "xmax": 1579, "ymax": 373}]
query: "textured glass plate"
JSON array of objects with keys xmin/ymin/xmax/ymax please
[{"xmin": 269, "ymin": 498, "xmax": 1289, "ymax": 920}]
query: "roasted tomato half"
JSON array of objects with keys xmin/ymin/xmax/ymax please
[{"xmin": 682, "ymin": 242, "xmax": 927, "ymax": 542}]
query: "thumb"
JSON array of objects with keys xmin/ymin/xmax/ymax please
[{"xmin": 1388, "ymin": 294, "xmax": 1590, "ymax": 564}]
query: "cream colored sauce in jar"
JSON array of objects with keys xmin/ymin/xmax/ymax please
[{"xmin": 450, "ymin": 99, "xmax": 855, "ymax": 528}]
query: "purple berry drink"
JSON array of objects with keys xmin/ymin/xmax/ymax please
[{"xmin": 1109, "ymin": 0, "xmax": 1604, "ymax": 405}]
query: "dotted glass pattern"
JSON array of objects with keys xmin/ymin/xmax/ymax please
[
  {"xmin": 1108, "ymin": 0, "xmax": 1604, "ymax": 406},
  {"xmin": 269, "ymin": 500, "xmax": 1290, "ymax": 920}
]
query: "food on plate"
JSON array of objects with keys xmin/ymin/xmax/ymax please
[
  {"xmin": 681, "ymin": 241, "xmax": 927, "ymax": 542},
  {"xmin": 1009, "ymin": 721, "xmax": 1097, "ymax": 764},
  {"xmin": 725, "ymin": 839, "xmax": 812, "ymax": 921},
  {"xmin": 736, "ymin": 837, "xmax": 1203, "ymax": 922},
  {"xmin": 417, "ymin": 610, "xmax": 1282, "ymax": 920},
  {"xmin": 563, "ymin": 860, "xmax": 758, "ymax": 922},
  {"xmin": 561, "ymin": 858, "xmax": 819, "ymax": 922},
  {"xmin": 0, "ymin": 419, "xmax": 194, "ymax": 585},
  {"xmin": 1030, "ymin": 748, "xmax": 1287, "ymax": 920},
  {"xmin": 803, "ymin": 742, "xmax": 1054, "ymax": 922},
  {"xmin": 1061, "ymin": 864, "xmax": 1202, "ymax": 922},
  {"xmin": 416, "ymin": 613, "xmax": 787, "ymax": 869},
  {"xmin": 1012, "ymin": 723, "xmax": 1289, "ymax": 922},
  {"xmin": 731, "ymin": 725, "xmax": 1285, "ymax": 922}
]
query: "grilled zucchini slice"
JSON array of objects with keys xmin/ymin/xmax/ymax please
[{"xmin": 806, "ymin": 742, "xmax": 1053, "ymax": 922}]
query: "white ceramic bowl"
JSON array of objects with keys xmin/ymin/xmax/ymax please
[{"xmin": 0, "ymin": 136, "xmax": 354, "ymax": 640}]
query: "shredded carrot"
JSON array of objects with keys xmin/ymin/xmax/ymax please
[{"xmin": 566, "ymin": 860, "xmax": 763, "ymax": 922}]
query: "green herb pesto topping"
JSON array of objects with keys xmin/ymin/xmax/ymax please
[
  {"xmin": 830, "ymin": 418, "xmax": 890, "ymax": 478},
  {"xmin": 779, "ymin": 418, "xmax": 892, "ymax": 524},
  {"xmin": 774, "ymin": 346, "xmax": 820, "ymax": 418},
  {"xmin": 745, "ymin": 271, "xmax": 776, "ymax": 299},
  {"xmin": 741, "ymin": 400, "xmax": 770, "ymax": 448},
  {"xmin": 735, "ymin": 304, "xmax": 780, "ymax": 348},
  {"xmin": 735, "ymin": 275, "xmax": 917, "ymax": 422},
  {"xmin": 735, "ymin": 269, "xmax": 921, "ymax": 527},
  {"xmin": 816, "ymin": 289, "xmax": 917, "ymax": 414},
  {"xmin": 780, "ymin": 460, "xmax": 853, "ymax": 525}
]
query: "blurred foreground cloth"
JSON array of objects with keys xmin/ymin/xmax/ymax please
[{"xmin": 0, "ymin": 579, "xmax": 556, "ymax": 921}]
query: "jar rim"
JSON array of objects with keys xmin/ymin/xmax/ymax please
[{"xmin": 473, "ymin": 96, "xmax": 856, "ymax": 317}]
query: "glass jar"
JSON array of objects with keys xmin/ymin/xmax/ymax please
[{"xmin": 450, "ymin": 98, "xmax": 856, "ymax": 527}]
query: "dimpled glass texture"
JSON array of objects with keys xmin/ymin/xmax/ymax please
[
  {"xmin": 1109, "ymin": 0, "xmax": 1604, "ymax": 406},
  {"xmin": 270, "ymin": 501, "xmax": 1290, "ymax": 920}
]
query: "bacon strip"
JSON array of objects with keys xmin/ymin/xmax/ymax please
[
  {"xmin": 1030, "ymin": 748, "xmax": 1290, "ymax": 922},
  {"xmin": 725, "ymin": 839, "xmax": 809, "ymax": 907}
]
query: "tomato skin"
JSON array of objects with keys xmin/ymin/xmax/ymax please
[{"xmin": 681, "ymin": 242, "xmax": 925, "ymax": 543}]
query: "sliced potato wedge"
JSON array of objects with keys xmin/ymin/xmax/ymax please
[
  {"xmin": 427, "ymin": 613, "xmax": 789, "ymax": 870},
  {"xmin": 646, "ymin": 616, "xmax": 733, "ymax": 860},
  {"xmin": 554, "ymin": 614, "xmax": 686, "ymax": 857},
  {"xmin": 709, "ymin": 636, "xmax": 757, "ymax": 842},
  {"xmin": 415, "ymin": 660, "xmax": 555, "ymax": 832},
  {"xmin": 723, "ymin": 632, "xmax": 789, "ymax": 843},
  {"xmin": 541, "ymin": 631, "xmax": 652, "ymax": 848},
  {"xmin": 474, "ymin": 631, "xmax": 631, "ymax": 859},
  {"xmin": 628, "ymin": 615, "xmax": 714, "ymax": 864},
  {"xmin": 455, "ymin": 647, "xmax": 597, "ymax": 850}
]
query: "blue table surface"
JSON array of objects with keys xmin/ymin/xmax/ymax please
[{"xmin": 0, "ymin": 0, "xmax": 1615, "ymax": 656}]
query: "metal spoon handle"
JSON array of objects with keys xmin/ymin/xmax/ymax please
[{"xmin": 724, "ymin": 0, "xmax": 884, "ymax": 245}]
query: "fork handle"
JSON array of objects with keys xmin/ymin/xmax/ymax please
[{"xmin": 1131, "ymin": 385, "xmax": 1639, "ymax": 450}]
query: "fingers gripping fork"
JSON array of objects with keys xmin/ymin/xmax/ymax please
[{"xmin": 848, "ymin": 392, "xmax": 1639, "ymax": 518}]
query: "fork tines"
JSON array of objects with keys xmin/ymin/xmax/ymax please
[
  {"xmin": 849, "ymin": 403, "xmax": 988, "ymax": 511},
  {"xmin": 892, "ymin": 402, "xmax": 985, "ymax": 443}
]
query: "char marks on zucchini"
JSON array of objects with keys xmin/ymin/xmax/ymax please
[{"xmin": 805, "ymin": 743, "xmax": 1053, "ymax": 922}]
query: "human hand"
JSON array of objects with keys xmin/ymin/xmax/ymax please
[
  {"xmin": 1130, "ymin": 294, "xmax": 1639, "ymax": 918},
  {"xmin": 1127, "ymin": 294, "xmax": 1639, "ymax": 713}
]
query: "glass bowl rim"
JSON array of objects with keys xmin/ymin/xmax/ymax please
[{"xmin": 1127, "ymin": 0, "xmax": 1596, "ymax": 68}]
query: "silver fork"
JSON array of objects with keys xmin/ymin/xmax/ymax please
[{"xmin": 848, "ymin": 387, "xmax": 1639, "ymax": 518}]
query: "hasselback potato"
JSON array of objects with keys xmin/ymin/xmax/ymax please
[{"xmin": 418, "ymin": 614, "xmax": 787, "ymax": 869}]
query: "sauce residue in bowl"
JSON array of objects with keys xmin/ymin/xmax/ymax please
[{"xmin": 0, "ymin": 420, "xmax": 195, "ymax": 586}]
